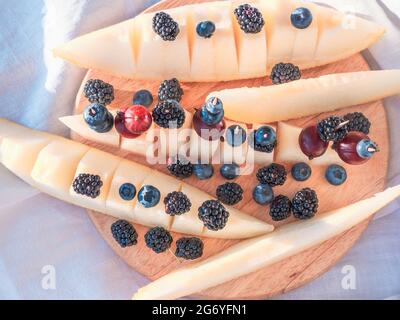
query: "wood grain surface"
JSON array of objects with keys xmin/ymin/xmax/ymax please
[{"xmin": 71, "ymin": 0, "xmax": 389, "ymax": 299}]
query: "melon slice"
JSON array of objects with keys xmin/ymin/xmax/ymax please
[
  {"xmin": 59, "ymin": 111, "xmax": 120, "ymax": 147},
  {"xmin": 275, "ymin": 122, "xmax": 343, "ymax": 165},
  {"xmin": 131, "ymin": 170, "xmax": 180, "ymax": 229},
  {"xmin": 135, "ymin": 9, "xmax": 191, "ymax": 80},
  {"xmin": 220, "ymin": 120, "xmax": 249, "ymax": 165},
  {"xmin": 53, "ymin": 20, "xmax": 136, "ymax": 79},
  {"xmin": 120, "ymin": 123, "xmax": 157, "ymax": 159},
  {"xmin": 31, "ymin": 140, "xmax": 90, "ymax": 201},
  {"xmin": 209, "ymin": 70, "xmax": 400, "ymax": 124},
  {"xmin": 231, "ymin": 0, "xmax": 267, "ymax": 78},
  {"xmin": 106, "ymin": 159, "xmax": 152, "ymax": 221},
  {"xmin": 188, "ymin": 129, "xmax": 220, "ymax": 164},
  {"xmin": 70, "ymin": 148, "xmax": 121, "ymax": 212},
  {"xmin": 133, "ymin": 185, "xmax": 400, "ymax": 300},
  {"xmin": 170, "ymin": 183, "xmax": 206, "ymax": 236}
]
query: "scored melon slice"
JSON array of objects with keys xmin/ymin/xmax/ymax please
[
  {"xmin": 275, "ymin": 122, "xmax": 343, "ymax": 165},
  {"xmin": 209, "ymin": 70, "xmax": 400, "ymax": 124},
  {"xmin": 31, "ymin": 140, "xmax": 90, "ymax": 201},
  {"xmin": 135, "ymin": 9, "xmax": 191, "ymax": 80},
  {"xmin": 70, "ymin": 148, "xmax": 121, "ymax": 212},
  {"xmin": 59, "ymin": 111, "xmax": 120, "ymax": 147},
  {"xmin": 105, "ymin": 159, "xmax": 152, "ymax": 221},
  {"xmin": 133, "ymin": 185, "xmax": 400, "ymax": 300},
  {"xmin": 131, "ymin": 170, "xmax": 180, "ymax": 229}
]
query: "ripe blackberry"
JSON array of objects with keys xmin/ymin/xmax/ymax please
[
  {"xmin": 111, "ymin": 220, "xmax": 138, "ymax": 248},
  {"xmin": 152, "ymin": 12, "xmax": 179, "ymax": 41},
  {"xmin": 158, "ymin": 78, "xmax": 184, "ymax": 102},
  {"xmin": 198, "ymin": 200, "xmax": 229, "ymax": 231},
  {"xmin": 175, "ymin": 237, "xmax": 204, "ymax": 260},
  {"xmin": 216, "ymin": 182, "xmax": 243, "ymax": 206},
  {"xmin": 83, "ymin": 79, "xmax": 114, "ymax": 105},
  {"xmin": 234, "ymin": 4, "xmax": 265, "ymax": 34},
  {"xmin": 270, "ymin": 63, "xmax": 301, "ymax": 84},
  {"xmin": 269, "ymin": 195, "xmax": 292, "ymax": 221},
  {"xmin": 344, "ymin": 112, "xmax": 371, "ymax": 135},
  {"xmin": 145, "ymin": 227, "xmax": 173, "ymax": 253},
  {"xmin": 317, "ymin": 116, "xmax": 349, "ymax": 142},
  {"xmin": 167, "ymin": 157, "xmax": 193, "ymax": 178},
  {"xmin": 164, "ymin": 191, "xmax": 191, "ymax": 216},
  {"xmin": 72, "ymin": 173, "xmax": 103, "ymax": 198},
  {"xmin": 257, "ymin": 164, "xmax": 287, "ymax": 187},
  {"xmin": 152, "ymin": 100, "xmax": 186, "ymax": 129},
  {"xmin": 250, "ymin": 131, "xmax": 277, "ymax": 153},
  {"xmin": 292, "ymin": 188, "xmax": 319, "ymax": 220}
]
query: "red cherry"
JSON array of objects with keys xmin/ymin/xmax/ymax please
[
  {"xmin": 124, "ymin": 105, "xmax": 152, "ymax": 134},
  {"xmin": 299, "ymin": 125, "xmax": 329, "ymax": 159},
  {"xmin": 193, "ymin": 109, "xmax": 225, "ymax": 141},
  {"xmin": 115, "ymin": 111, "xmax": 140, "ymax": 139},
  {"xmin": 335, "ymin": 132, "xmax": 378, "ymax": 165}
]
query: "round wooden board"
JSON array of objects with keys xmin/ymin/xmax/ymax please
[{"xmin": 72, "ymin": 0, "xmax": 389, "ymax": 299}]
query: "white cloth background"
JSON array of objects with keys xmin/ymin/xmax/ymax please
[{"xmin": 0, "ymin": 0, "xmax": 399, "ymax": 300}]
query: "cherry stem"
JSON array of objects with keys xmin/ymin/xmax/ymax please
[{"xmin": 335, "ymin": 120, "xmax": 350, "ymax": 131}]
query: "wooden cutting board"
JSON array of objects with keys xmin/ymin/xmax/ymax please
[{"xmin": 72, "ymin": 0, "xmax": 389, "ymax": 299}]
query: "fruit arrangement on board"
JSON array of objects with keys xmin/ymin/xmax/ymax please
[{"xmin": 1, "ymin": 0, "xmax": 400, "ymax": 300}]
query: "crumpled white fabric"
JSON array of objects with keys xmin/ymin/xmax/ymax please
[{"xmin": 0, "ymin": 0, "xmax": 398, "ymax": 300}]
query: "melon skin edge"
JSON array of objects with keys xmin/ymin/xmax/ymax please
[{"xmin": 133, "ymin": 185, "xmax": 400, "ymax": 300}]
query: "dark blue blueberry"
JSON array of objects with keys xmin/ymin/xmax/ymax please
[
  {"xmin": 253, "ymin": 184, "xmax": 274, "ymax": 205},
  {"xmin": 138, "ymin": 185, "xmax": 161, "ymax": 208},
  {"xmin": 356, "ymin": 139, "xmax": 379, "ymax": 159},
  {"xmin": 291, "ymin": 163, "xmax": 312, "ymax": 182},
  {"xmin": 119, "ymin": 183, "xmax": 137, "ymax": 201},
  {"xmin": 205, "ymin": 97, "xmax": 224, "ymax": 115},
  {"xmin": 325, "ymin": 165, "xmax": 347, "ymax": 186},
  {"xmin": 254, "ymin": 126, "xmax": 276, "ymax": 147},
  {"xmin": 196, "ymin": 21, "xmax": 216, "ymax": 38},
  {"xmin": 200, "ymin": 107, "xmax": 224, "ymax": 125},
  {"xmin": 291, "ymin": 7, "xmax": 313, "ymax": 29},
  {"xmin": 220, "ymin": 164, "xmax": 240, "ymax": 180},
  {"xmin": 193, "ymin": 164, "xmax": 214, "ymax": 180},
  {"xmin": 83, "ymin": 103, "xmax": 114, "ymax": 133},
  {"xmin": 133, "ymin": 89, "xmax": 153, "ymax": 107},
  {"xmin": 226, "ymin": 125, "xmax": 247, "ymax": 147}
]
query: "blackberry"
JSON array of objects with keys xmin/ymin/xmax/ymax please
[
  {"xmin": 198, "ymin": 200, "xmax": 229, "ymax": 231},
  {"xmin": 167, "ymin": 157, "xmax": 193, "ymax": 178},
  {"xmin": 216, "ymin": 182, "xmax": 243, "ymax": 206},
  {"xmin": 175, "ymin": 237, "xmax": 204, "ymax": 260},
  {"xmin": 344, "ymin": 112, "xmax": 371, "ymax": 135},
  {"xmin": 270, "ymin": 63, "xmax": 301, "ymax": 84},
  {"xmin": 250, "ymin": 131, "xmax": 277, "ymax": 153},
  {"xmin": 257, "ymin": 164, "xmax": 287, "ymax": 187},
  {"xmin": 152, "ymin": 12, "xmax": 179, "ymax": 41},
  {"xmin": 111, "ymin": 220, "xmax": 138, "ymax": 248},
  {"xmin": 164, "ymin": 191, "xmax": 191, "ymax": 216},
  {"xmin": 317, "ymin": 116, "xmax": 349, "ymax": 142},
  {"xmin": 145, "ymin": 227, "xmax": 173, "ymax": 253},
  {"xmin": 152, "ymin": 100, "xmax": 186, "ymax": 129},
  {"xmin": 292, "ymin": 188, "xmax": 319, "ymax": 220},
  {"xmin": 234, "ymin": 4, "xmax": 265, "ymax": 34},
  {"xmin": 72, "ymin": 173, "xmax": 103, "ymax": 198},
  {"xmin": 83, "ymin": 79, "xmax": 114, "ymax": 105},
  {"xmin": 158, "ymin": 78, "xmax": 184, "ymax": 102},
  {"xmin": 269, "ymin": 195, "xmax": 292, "ymax": 221}
]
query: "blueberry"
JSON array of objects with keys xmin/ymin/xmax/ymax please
[
  {"xmin": 220, "ymin": 164, "xmax": 240, "ymax": 180},
  {"xmin": 193, "ymin": 164, "xmax": 214, "ymax": 180},
  {"xmin": 196, "ymin": 21, "xmax": 216, "ymax": 38},
  {"xmin": 255, "ymin": 126, "xmax": 276, "ymax": 147},
  {"xmin": 138, "ymin": 185, "xmax": 161, "ymax": 208},
  {"xmin": 291, "ymin": 7, "xmax": 313, "ymax": 29},
  {"xmin": 133, "ymin": 90, "xmax": 153, "ymax": 107},
  {"xmin": 253, "ymin": 184, "xmax": 274, "ymax": 205},
  {"xmin": 83, "ymin": 103, "xmax": 114, "ymax": 133},
  {"xmin": 205, "ymin": 97, "xmax": 224, "ymax": 115},
  {"xmin": 291, "ymin": 163, "xmax": 312, "ymax": 182},
  {"xmin": 226, "ymin": 125, "xmax": 247, "ymax": 147},
  {"xmin": 119, "ymin": 183, "xmax": 136, "ymax": 201},
  {"xmin": 200, "ymin": 106, "xmax": 224, "ymax": 125},
  {"xmin": 325, "ymin": 165, "xmax": 347, "ymax": 186}
]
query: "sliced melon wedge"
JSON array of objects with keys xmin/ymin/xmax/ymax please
[
  {"xmin": 209, "ymin": 70, "xmax": 400, "ymax": 124},
  {"xmin": 133, "ymin": 185, "xmax": 400, "ymax": 300}
]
